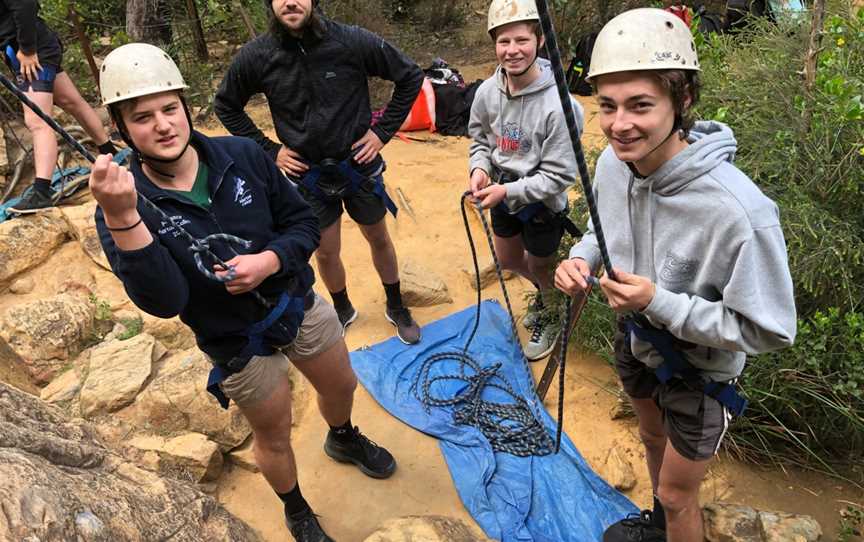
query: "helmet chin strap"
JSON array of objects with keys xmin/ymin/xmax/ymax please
[
  {"xmin": 112, "ymin": 97, "xmax": 194, "ymax": 179},
  {"xmin": 625, "ymin": 116, "xmax": 685, "ymax": 178},
  {"xmin": 506, "ymin": 45, "xmax": 539, "ymax": 78}
]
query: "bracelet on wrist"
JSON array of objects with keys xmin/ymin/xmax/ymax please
[{"xmin": 105, "ymin": 216, "xmax": 143, "ymax": 232}]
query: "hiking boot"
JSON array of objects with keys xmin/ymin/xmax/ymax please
[
  {"xmin": 385, "ymin": 306, "xmax": 421, "ymax": 345},
  {"xmin": 7, "ymin": 189, "xmax": 54, "ymax": 214},
  {"xmin": 335, "ymin": 303, "xmax": 358, "ymax": 336},
  {"xmin": 285, "ymin": 508, "xmax": 334, "ymax": 542},
  {"xmin": 324, "ymin": 425, "xmax": 397, "ymax": 479},
  {"xmin": 602, "ymin": 511, "xmax": 666, "ymax": 542},
  {"xmin": 524, "ymin": 319, "xmax": 558, "ymax": 361}
]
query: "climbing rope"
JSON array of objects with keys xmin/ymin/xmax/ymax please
[
  {"xmin": 0, "ymin": 72, "xmax": 293, "ymax": 334},
  {"xmin": 412, "ymin": 193, "xmax": 558, "ymax": 457}
]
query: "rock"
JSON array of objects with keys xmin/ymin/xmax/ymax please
[
  {"xmin": 703, "ymin": 503, "xmax": 822, "ymax": 542},
  {"xmin": 0, "ymin": 292, "xmax": 95, "ymax": 385},
  {"xmin": 0, "ymin": 381, "xmax": 261, "ymax": 541},
  {"xmin": 120, "ymin": 348, "xmax": 251, "ymax": 450},
  {"xmin": 0, "ymin": 210, "xmax": 69, "ymax": 284},
  {"xmin": 79, "ymin": 334, "xmax": 160, "ymax": 418},
  {"xmin": 364, "ymin": 515, "xmax": 489, "ymax": 542},
  {"xmin": 461, "ymin": 260, "xmax": 516, "ymax": 291},
  {"xmin": 400, "ymin": 259, "xmax": 452, "ymax": 307},
  {"xmin": 9, "ymin": 277, "xmax": 34, "ymax": 295},
  {"xmin": 141, "ymin": 313, "xmax": 196, "ymax": 351},
  {"xmin": 602, "ymin": 444, "xmax": 636, "ymax": 492},
  {"xmin": 60, "ymin": 201, "xmax": 111, "ymax": 271},
  {"xmin": 609, "ymin": 395, "xmax": 634, "ymax": 420},
  {"xmin": 228, "ymin": 436, "xmax": 260, "ymax": 473},
  {"xmin": 39, "ymin": 368, "xmax": 81, "ymax": 403},
  {"xmin": 128, "ymin": 432, "xmax": 223, "ymax": 483}
]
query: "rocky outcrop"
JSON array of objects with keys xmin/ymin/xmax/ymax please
[
  {"xmin": 40, "ymin": 368, "xmax": 82, "ymax": 403},
  {"xmin": 140, "ymin": 313, "xmax": 196, "ymax": 351},
  {"xmin": 228, "ymin": 436, "xmax": 260, "ymax": 473},
  {"xmin": 400, "ymin": 259, "xmax": 452, "ymax": 307},
  {"xmin": 0, "ymin": 291, "xmax": 95, "ymax": 385},
  {"xmin": 0, "ymin": 210, "xmax": 69, "ymax": 284},
  {"xmin": 79, "ymin": 334, "xmax": 163, "ymax": 418},
  {"xmin": 0, "ymin": 381, "xmax": 260, "ymax": 541},
  {"xmin": 60, "ymin": 201, "xmax": 111, "ymax": 271},
  {"xmin": 703, "ymin": 503, "xmax": 822, "ymax": 542},
  {"xmin": 127, "ymin": 432, "xmax": 223, "ymax": 483},
  {"xmin": 120, "ymin": 348, "xmax": 251, "ymax": 450},
  {"xmin": 364, "ymin": 515, "xmax": 489, "ymax": 542}
]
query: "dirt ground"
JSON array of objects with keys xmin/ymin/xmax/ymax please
[{"xmin": 204, "ymin": 68, "xmax": 862, "ymax": 541}]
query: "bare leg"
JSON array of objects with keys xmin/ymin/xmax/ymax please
[
  {"xmin": 631, "ymin": 397, "xmax": 668, "ymax": 493},
  {"xmin": 525, "ymin": 252, "xmax": 557, "ymax": 303},
  {"xmin": 493, "ymin": 234, "xmax": 536, "ymax": 283},
  {"xmin": 658, "ymin": 445, "xmax": 711, "ymax": 542},
  {"xmin": 314, "ymin": 220, "xmax": 346, "ymax": 293},
  {"xmin": 21, "ymin": 90, "xmax": 58, "ymax": 180},
  {"xmin": 358, "ymin": 218, "xmax": 399, "ymax": 284},
  {"xmin": 291, "ymin": 339, "xmax": 357, "ymax": 427},
  {"xmin": 51, "ymin": 72, "xmax": 110, "ymax": 144}
]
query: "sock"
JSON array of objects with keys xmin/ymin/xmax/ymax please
[
  {"xmin": 652, "ymin": 495, "xmax": 666, "ymax": 530},
  {"xmin": 329, "ymin": 418, "xmax": 354, "ymax": 443},
  {"xmin": 277, "ymin": 484, "xmax": 311, "ymax": 518},
  {"xmin": 329, "ymin": 288, "xmax": 350, "ymax": 311},
  {"xmin": 97, "ymin": 141, "xmax": 118, "ymax": 155},
  {"xmin": 383, "ymin": 281, "xmax": 403, "ymax": 310},
  {"xmin": 33, "ymin": 177, "xmax": 52, "ymax": 195}
]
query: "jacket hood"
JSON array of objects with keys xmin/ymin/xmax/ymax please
[
  {"xmin": 494, "ymin": 58, "xmax": 556, "ymax": 97},
  {"xmin": 636, "ymin": 121, "xmax": 738, "ymax": 196}
]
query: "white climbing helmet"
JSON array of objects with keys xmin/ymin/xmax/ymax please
[
  {"xmin": 100, "ymin": 43, "xmax": 188, "ymax": 106},
  {"xmin": 587, "ymin": 8, "xmax": 700, "ymax": 83},
  {"xmin": 487, "ymin": 0, "xmax": 539, "ymax": 36}
]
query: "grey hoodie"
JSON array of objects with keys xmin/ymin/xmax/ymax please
[
  {"xmin": 570, "ymin": 121, "xmax": 796, "ymax": 382},
  {"xmin": 468, "ymin": 58, "xmax": 583, "ymax": 213}
]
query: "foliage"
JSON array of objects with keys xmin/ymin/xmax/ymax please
[
  {"xmin": 838, "ymin": 504, "xmax": 864, "ymax": 542},
  {"xmin": 116, "ymin": 316, "xmax": 144, "ymax": 341},
  {"xmin": 88, "ymin": 293, "xmax": 112, "ymax": 322}
]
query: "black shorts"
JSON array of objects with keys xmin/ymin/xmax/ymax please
[
  {"xmin": 490, "ymin": 203, "xmax": 566, "ymax": 258},
  {"xmin": 3, "ymin": 33, "xmax": 64, "ymax": 93},
  {"xmin": 296, "ymin": 156, "xmax": 390, "ymax": 229},
  {"xmin": 613, "ymin": 321, "xmax": 733, "ymax": 461}
]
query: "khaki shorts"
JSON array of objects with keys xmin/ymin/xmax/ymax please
[{"xmin": 219, "ymin": 294, "xmax": 343, "ymax": 409}]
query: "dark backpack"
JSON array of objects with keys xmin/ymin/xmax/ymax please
[{"xmin": 566, "ymin": 32, "xmax": 597, "ymax": 96}]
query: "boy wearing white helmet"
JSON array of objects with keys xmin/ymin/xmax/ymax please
[
  {"xmin": 89, "ymin": 43, "xmax": 396, "ymax": 542},
  {"xmin": 469, "ymin": 0, "xmax": 584, "ymax": 361},
  {"xmin": 554, "ymin": 8, "xmax": 796, "ymax": 542}
]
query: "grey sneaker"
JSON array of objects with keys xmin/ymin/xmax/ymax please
[
  {"xmin": 385, "ymin": 307, "xmax": 421, "ymax": 345},
  {"xmin": 7, "ymin": 188, "xmax": 54, "ymax": 214},
  {"xmin": 524, "ymin": 319, "xmax": 558, "ymax": 361},
  {"xmin": 521, "ymin": 294, "xmax": 544, "ymax": 330}
]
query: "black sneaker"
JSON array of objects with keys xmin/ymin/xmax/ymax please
[
  {"xmin": 335, "ymin": 303, "xmax": 358, "ymax": 336},
  {"xmin": 603, "ymin": 510, "xmax": 666, "ymax": 542},
  {"xmin": 7, "ymin": 188, "xmax": 54, "ymax": 214},
  {"xmin": 285, "ymin": 508, "xmax": 334, "ymax": 542},
  {"xmin": 324, "ymin": 426, "xmax": 397, "ymax": 479},
  {"xmin": 384, "ymin": 306, "xmax": 421, "ymax": 345}
]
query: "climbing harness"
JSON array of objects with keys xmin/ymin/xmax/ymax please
[
  {"xmin": 490, "ymin": 168, "xmax": 582, "ymax": 236},
  {"xmin": 0, "ymin": 72, "xmax": 307, "ymax": 408},
  {"xmin": 298, "ymin": 157, "xmax": 398, "ymax": 217},
  {"xmin": 411, "ymin": 192, "xmax": 556, "ymax": 457}
]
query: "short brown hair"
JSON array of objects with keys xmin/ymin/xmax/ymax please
[
  {"xmin": 491, "ymin": 21, "xmax": 543, "ymax": 42},
  {"xmin": 651, "ymin": 70, "xmax": 701, "ymax": 136}
]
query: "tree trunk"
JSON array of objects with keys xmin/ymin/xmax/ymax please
[
  {"xmin": 804, "ymin": 0, "xmax": 827, "ymax": 93},
  {"xmin": 125, "ymin": 0, "xmax": 172, "ymax": 45},
  {"xmin": 235, "ymin": 0, "xmax": 257, "ymax": 41},
  {"xmin": 185, "ymin": 0, "xmax": 209, "ymax": 61},
  {"xmin": 69, "ymin": 2, "xmax": 100, "ymax": 91}
]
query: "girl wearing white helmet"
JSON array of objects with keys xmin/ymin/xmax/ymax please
[
  {"xmin": 469, "ymin": 0, "xmax": 584, "ymax": 361},
  {"xmin": 90, "ymin": 42, "xmax": 397, "ymax": 542},
  {"xmin": 554, "ymin": 8, "xmax": 796, "ymax": 542}
]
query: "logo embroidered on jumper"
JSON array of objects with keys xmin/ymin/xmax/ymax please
[
  {"xmin": 233, "ymin": 177, "xmax": 252, "ymax": 207},
  {"xmin": 659, "ymin": 251, "xmax": 700, "ymax": 285},
  {"xmin": 497, "ymin": 121, "xmax": 532, "ymax": 154},
  {"xmin": 157, "ymin": 215, "xmax": 192, "ymax": 238},
  {"xmin": 324, "ymin": 71, "xmax": 337, "ymax": 79}
]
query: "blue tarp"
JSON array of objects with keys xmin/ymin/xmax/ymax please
[{"xmin": 351, "ymin": 300, "xmax": 639, "ymax": 541}]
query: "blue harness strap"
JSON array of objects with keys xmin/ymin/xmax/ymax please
[
  {"xmin": 300, "ymin": 159, "xmax": 398, "ymax": 217},
  {"xmin": 206, "ymin": 291, "xmax": 307, "ymax": 409},
  {"xmin": 498, "ymin": 200, "xmax": 546, "ymax": 222},
  {"xmin": 625, "ymin": 317, "xmax": 748, "ymax": 416}
]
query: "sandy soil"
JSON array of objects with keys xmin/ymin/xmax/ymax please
[{"xmin": 207, "ymin": 84, "xmax": 861, "ymax": 541}]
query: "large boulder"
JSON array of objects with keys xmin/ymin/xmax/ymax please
[
  {"xmin": 364, "ymin": 516, "xmax": 489, "ymax": 542},
  {"xmin": 0, "ymin": 210, "xmax": 69, "ymax": 284},
  {"xmin": 140, "ymin": 313, "xmax": 196, "ymax": 351},
  {"xmin": 40, "ymin": 368, "xmax": 82, "ymax": 403},
  {"xmin": 0, "ymin": 291, "xmax": 95, "ymax": 385},
  {"xmin": 119, "ymin": 348, "xmax": 251, "ymax": 450},
  {"xmin": 60, "ymin": 201, "xmax": 111, "ymax": 271},
  {"xmin": 703, "ymin": 503, "xmax": 822, "ymax": 542},
  {"xmin": 79, "ymin": 334, "xmax": 163, "ymax": 418},
  {"xmin": 126, "ymin": 432, "xmax": 223, "ymax": 483},
  {"xmin": 400, "ymin": 259, "xmax": 452, "ymax": 307},
  {"xmin": 0, "ymin": 381, "xmax": 261, "ymax": 541}
]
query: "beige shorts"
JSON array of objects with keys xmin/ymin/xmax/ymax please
[{"xmin": 219, "ymin": 294, "xmax": 343, "ymax": 409}]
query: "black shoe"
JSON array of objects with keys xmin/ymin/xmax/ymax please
[
  {"xmin": 384, "ymin": 306, "xmax": 421, "ymax": 345},
  {"xmin": 603, "ymin": 511, "xmax": 666, "ymax": 542},
  {"xmin": 285, "ymin": 508, "xmax": 334, "ymax": 542},
  {"xmin": 7, "ymin": 188, "xmax": 54, "ymax": 214},
  {"xmin": 335, "ymin": 303, "xmax": 358, "ymax": 336},
  {"xmin": 324, "ymin": 426, "xmax": 397, "ymax": 479}
]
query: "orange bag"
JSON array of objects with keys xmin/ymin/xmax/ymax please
[{"xmin": 399, "ymin": 77, "xmax": 436, "ymax": 132}]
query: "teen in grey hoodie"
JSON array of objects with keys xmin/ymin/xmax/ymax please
[
  {"xmin": 555, "ymin": 8, "xmax": 795, "ymax": 542},
  {"xmin": 468, "ymin": 3, "xmax": 584, "ymax": 361}
]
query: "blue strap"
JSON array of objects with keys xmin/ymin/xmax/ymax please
[
  {"xmin": 625, "ymin": 318, "xmax": 748, "ymax": 416},
  {"xmin": 299, "ymin": 160, "xmax": 398, "ymax": 217},
  {"xmin": 497, "ymin": 200, "xmax": 546, "ymax": 223},
  {"xmin": 206, "ymin": 291, "xmax": 307, "ymax": 409}
]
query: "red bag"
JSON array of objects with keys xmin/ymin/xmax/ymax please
[{"xmin": 399, "ymin": 78, "xmax": 436, "ymax": 132}]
